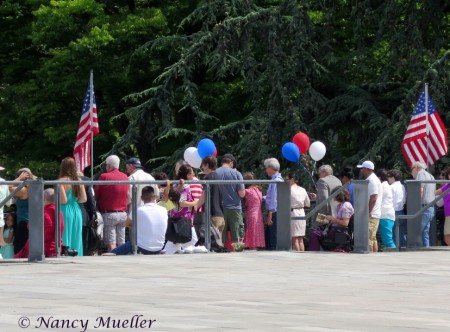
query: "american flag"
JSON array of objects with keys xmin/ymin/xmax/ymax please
[
  {"xmin": 73, "ymin": 75, "xmax": 99, "ymax": 172},
  {"xmin": 401, "ymin": 88, "xmax": 447, "ymax": 167}
]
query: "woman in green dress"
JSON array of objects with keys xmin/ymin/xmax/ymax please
[{"xmin": 58, "ymin": 157, "xmax": 87, "ymax": 256}]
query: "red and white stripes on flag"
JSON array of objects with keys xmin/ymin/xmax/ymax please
[
  {"xmin": 73, "ymin": 75, "xmax": 99, "ymax": 172},
  {"xmin": 401, "ymin": 87, "xmax": 447, "ymax": 167}
]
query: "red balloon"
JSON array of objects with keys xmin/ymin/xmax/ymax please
[
  {"xmin": 292, "ymin": 132, "xmax": 310, "ymax": 153},
  {"xmin": 213, "ymin": 147, "xmax": 218, "ymax": 157}
]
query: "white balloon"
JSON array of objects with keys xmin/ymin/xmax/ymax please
[
  {"xmin": 183, "ymin": 147, "xmax": 202, "ymax": 168},
  {"xmin": 309, "ymin": 141, "xmax": 326, "ymax": 161}
]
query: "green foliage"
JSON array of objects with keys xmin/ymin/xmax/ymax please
[{"xmin": 1, "ymin": 0, "xmax": 449, "ymax": 181}]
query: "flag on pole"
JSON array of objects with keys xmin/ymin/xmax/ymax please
[
  {"xmin": 401, "ymin": 87, "xmax": 447, "ymax": 167},
  {"xmin": 73, "ymin": 75, "xmax": 99, "ymax": 172}
]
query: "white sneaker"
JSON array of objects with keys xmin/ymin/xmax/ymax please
[
  {"xmin": 183, "ymin": 246, "xmax": 193, "ymax": 254},
  {"xmin": 174, "ymin": 249, "xmax": 185, "ymax": 254},
  {"xmin": 193, "ymin": 245, "xmax": 209, "ymax": 253}
]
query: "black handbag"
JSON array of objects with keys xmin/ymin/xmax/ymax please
[{"xmin": 165, "ymin": 217, "xmax": 192, "ymax": 244}]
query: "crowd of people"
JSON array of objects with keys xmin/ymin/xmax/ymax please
[{"xmin": 0, "ymin": 154, "xmax": 448, "ymax": 259}]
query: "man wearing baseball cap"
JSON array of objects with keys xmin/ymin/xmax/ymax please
[{"xmin": 357, "ymin": 160, "xmax": 383, "ymax": 252}]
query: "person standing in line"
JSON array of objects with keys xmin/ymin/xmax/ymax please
[
  {"xmin": 264, "ymin": 158, "xmax": 283, "ymax": 250},
  {"xmin": 376, "ymin": 169, "xmax": 396, "ymax": 249},
  {"xmin": 410, "ymin": 161, "xmax": 435, "ymax": 247},
  {"xmin": 186, "ymin": 167, "xmax": 205, "ymax": 251},
  {"xmin": 312, "ymin": 165, "xmax": 342, "ymax": 229},
  {"xmin": 95, "ymin": 155, "xmax": 129, "ymax": 253},
  {"xmin": 387, "ymin": 169, "xmax": 407, "ymax": 247},
  {"xmin": 285, "ymin": 173, "xmax": 310, "ymax": 251},
  {"xmin": 14, "ymin": 188, "xmax": 66, "ymax": 259},
  {"xmin": 339, "ymin": 167, "xmax": 355, "ymax": 206},
  {"xmin": 0, "ymin": 213, "xmax": 16, "ymax": 259},
  {"xmin": 9, "ymin": 168, "xmax": 37, "ymax": 254},
  {"xmin": 242, "ymin": 172, "xmax": 265, "ymax": 250},
  {"xmin": 215, "ymin": 154, "xmax": 246, "ymax": 249},
  {"xmin": 197, "ymin": 156, "xmax": 226, "ymax": 252},
  {"xmin": 79, "ymin": 171, "xmax": 99, "ymax": 256},
  {"xmin": 0, "ymin": 165, "xmax": 11, "ymax": 247},
  {"xmin": 435, "ymin": 168, "xmax": 450, "ymax": 246},
  {"xmin": 357, "ymin": 160, "xmax": 382, "ymax": 252},
  {"xmin": 126, "ymin": 157, "xmax": 159, "ymax": 210},
  {"xmin": 58, "ymin": 157, "xmax": 87, "ymax": 256}
]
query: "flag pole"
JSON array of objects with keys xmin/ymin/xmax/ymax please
[
  {"xmin": 89, "ymin": 70, "xmax": 94, "ymax": 180},
  {"xmin": 424, "ymin": 83, "xmax": 430, "ymax": 168}
]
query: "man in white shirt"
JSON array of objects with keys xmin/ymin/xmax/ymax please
[
  {"xmin": 112, "ymin": 186, "xmax": 168, "ymax": 255},
  {"xmin": 126, "ymin": 158, "xmax": 159, "ymax": 210},
  {"xmin": 387, "ymin": 169, "xmax": 407, "ymax": 247},
  {"xmin": 357, "ymin": 160, "xmax": 382, "ymax": 252}
]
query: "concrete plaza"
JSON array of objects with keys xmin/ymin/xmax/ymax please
[{"xmin": 1, "ymin": 250, "xmax": 450, "ymax": 331}]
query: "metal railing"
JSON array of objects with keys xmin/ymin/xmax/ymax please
[
  {"xmin": 396, "ymin": 180, "xmax": 450, "ymax": 250},
  {"xmin": 2, "ymin": 177, "xmax": 445, "ymax": 261},
  {"xmin": 1, "ymin": 179, "xmax": 291, "ymax": 261}
]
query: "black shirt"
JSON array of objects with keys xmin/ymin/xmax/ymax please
[{"xmin": 204, "ymin": 172, "xmax": 224, "ymax": 217}]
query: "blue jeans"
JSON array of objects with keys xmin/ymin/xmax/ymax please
[
  {"xmin": 394, "ymin": 210, "xmax": 407, "ymax": 247},
  {"xmin": 421, "ymin": 207, "xmax": 434, "ymax": 247},
  {"xmin": 111, "ymin": 241, "xmax": 161, "ymax": 255},
  {"xmin": 379, "ymin": 218, "xmax": 396, "ymax": 248}
]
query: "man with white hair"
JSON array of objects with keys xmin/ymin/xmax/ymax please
[
  {"xmin": 314, "ymin": 165, "xmax": 342, "ymax": 229},
  {"xmin": 264, "ymin": 158, "xmax": 283, "ymax": 250},
  {"xmin": 95, "ymin": 155, "xmax": 129, "ymax": 252},
  {"xmin": 410, "ymin": 161, "xmax": 435, "ymax": 247}
]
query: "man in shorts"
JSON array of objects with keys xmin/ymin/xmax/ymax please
[
  {"xmin": 95, "ymin": 155, "xmax": 129, "ymax": 252},
  {"xmin": 215, "ymin": 154, "xmax": 245, "ymax": 247},
  {"xmin": 357, "ymin": 160, "xmax": 382, "ymax": 252}
]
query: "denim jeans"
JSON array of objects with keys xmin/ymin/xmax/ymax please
[
  {"xmin": 394, "ymin": 210, "xmax": 407, "ymax": 248},
  {"xmin": 421, "ymin": 207, "xmax": 434, "ymax": 247},
  {"xmin": 111, "ymin": 241, "xmax": 161, "ymax": 255}
]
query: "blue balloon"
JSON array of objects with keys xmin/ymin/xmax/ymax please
[
  {"xmin": 282, "ymin": 142, "xmax": 300, "ymax": 162},
  {"xmin": 197, "ymin": 138, "xmax": 216, "ymax": 158}
]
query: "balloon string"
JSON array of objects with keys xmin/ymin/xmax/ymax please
[{"xmin": 297, "ymin": 160, "xmax": 318, "ymax": 192}]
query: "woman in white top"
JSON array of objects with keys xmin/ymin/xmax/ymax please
[
  {"xmin": 285, "ymin": 173, "xmax": 310, "ymax": 251},
  {"xmin": 376, "ymin": 169, "xmax": 396, "ymax": 248},
  {"xmin": 387, "ymin": 169, "xmax": 406, "ymax": 247}
]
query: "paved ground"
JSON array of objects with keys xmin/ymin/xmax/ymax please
[{"xmin": 1, "ymin": 251, "xmax": 450, "ymax": 332}]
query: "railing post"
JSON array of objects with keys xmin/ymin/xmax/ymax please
[
  {"xmin": 353, "ymin": 180, "xmax": 370, "ymax": 253},
  {"xmin": 131, "ymin": 184, "xmax": 138, "ymax": 255},
  {"xmin": 406, "ymin": 181, "xmax": 422, "ymax": 248},
  {"xmin": 54, "ymin": 184, "xmax": 61, "ymax": 257},
  {"xmin": 276, "ymin": 182, "xmax": 291, "ymax": 251},
  {"xmin": 28, "ymin": 179, "xmax": 45, "ymax": 262}
]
